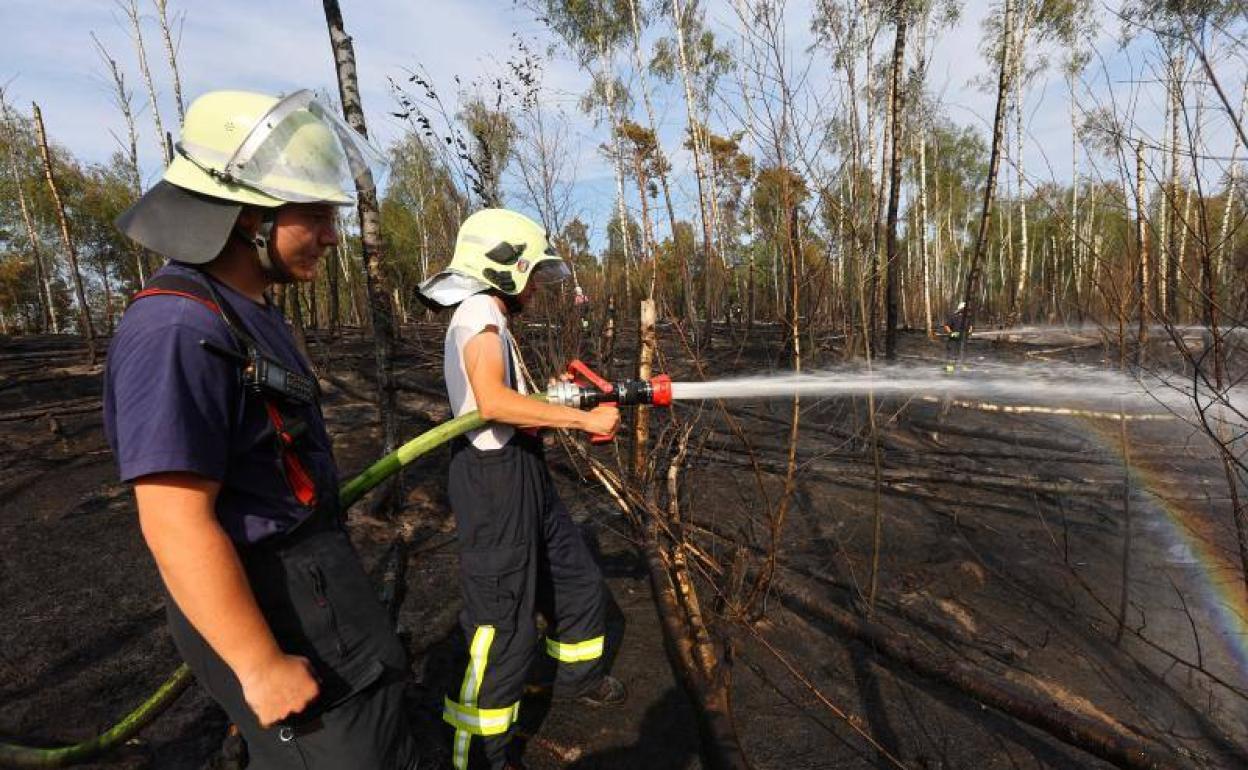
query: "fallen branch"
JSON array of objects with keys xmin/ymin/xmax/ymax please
[
  {"xmin": 770, "ymin": 573, "xmax": 1193, "ymax": 770},
  {"xmin": 583, "ymin": 442, "xmax": 751, "ymax": 770},
  {"xmin": 919, "ymin": 396, "xmax": 1176, "ymax": 421},
  {"xmin": 0, "ymin": 400, "xmax": 101, "ymax": 422}
]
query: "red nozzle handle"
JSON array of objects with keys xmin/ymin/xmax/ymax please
[
  {"xmin": 567, "ymin": 359, "xmax": 618, "ymax": 443},
  {"xmin": 566, "ymin": 359, "xmax": 613, "ymax": 394}
]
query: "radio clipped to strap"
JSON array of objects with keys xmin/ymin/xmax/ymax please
[
  {"xmin": 128, "ymin": 273, "xmax": 320, "ymax": 509},
  {"xmin": 131, "ymin": 273, "xmax": 318, "ymax": 406}
]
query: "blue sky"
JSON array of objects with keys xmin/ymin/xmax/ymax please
[{"xmin": 2, "ymin": 0, "xmax": 1242, "ymax": 250}]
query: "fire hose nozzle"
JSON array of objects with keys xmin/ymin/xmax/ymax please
[
  {"xmin": 648, "ymin": 374, "xmax": 673, "ymax": 406},
  {"xmin": 548, "ymin": 360, "xmax": 673, "ymax": 441}
]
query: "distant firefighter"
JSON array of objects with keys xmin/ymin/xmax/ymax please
[
  {"xmin": 943, "ymin": 300, "xmax": 973, "ymax": 373},
  {"xmin": 574, "ymin": 283, "xmax": 591, "ymax": 332}
]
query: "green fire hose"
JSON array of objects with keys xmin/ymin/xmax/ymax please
[{"xmin": 0, "ymin": 410, "xmax": 488, "ymax": 768}]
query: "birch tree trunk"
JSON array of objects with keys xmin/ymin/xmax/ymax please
[
  {"xmin": 914, "ymin": 12, "xmax": 935, "ymax": 339},
  {"xmin": 1135, "ymin": 140, "xmax": 1149, "ymax": 366},
  {"xmin": 958, "ymin": 0, "xmax": 1014, "ymax": 361},
  {"xmin": 883, "ymin": 7, "xmax": 908, "ymax": 360},
  {"xmin": 93, "ymin": 33, "xmax": 150, "ymax": 284},
  {"xmin": 323, "ymin": 0, "xmax": 399, "ymax": 465},
  {"xmin": 34, "ymin": 103, "xmax": 96, "ymax": 362},
  {"xmin": 1008, "ymin": 1, "xmax": 1033, "ymax": 325},
  {"xmin": 1067, "ymin": 72, "xmax": 1078, "ymax": 325},
  {"xmin": 670, "ymin": 0, "xmax": 717, "ymax": 345},
  {"xmin": 124, "ymin": 0, "xmax": 171, "ymax": 165},
  {"xmin": 153, "ymin": 0, "xmax": 185, "ymax": 123},
  {"xmin": 1, "ymin": 97, "xmax": 56, "ymax": 332},
  {"xmin": 1176, "ymin": 184, "xmax": 1193, "ymax": 316},
  {"xmin": 627, "ymin": 0, "xmax": 695, "ymax": 331},
  {"xmin": 598, "ymin": 44, "xmax": 634, "ymax": 306},
  {"xmin": 748, "ymin": 198, "xmax": 757, "ymax": 327},
  {"xmin": 1165, "ymin": 54, "xmax": 1182, "ymax": 322},
  {"xmin": 1214, "ymin": 80, "xmax": 1247, "ymax": 283},
  {"xmin": 632, "ymin": 299, "xmax": 656, "ymax": 481}
]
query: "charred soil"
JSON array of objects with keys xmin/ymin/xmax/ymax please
[{"xmin": 1, "ymin": 324, "xmax": 1244, "ymax": 769}]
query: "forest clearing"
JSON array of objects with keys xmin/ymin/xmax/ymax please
[{"xmin": 1, "ymin": 1, "xmax": 1246, "ymax": 769}]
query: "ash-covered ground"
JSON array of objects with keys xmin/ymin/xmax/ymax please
[{"xmin": 1, "ymin": 323, "xmax": 1244, "ymax": 769}]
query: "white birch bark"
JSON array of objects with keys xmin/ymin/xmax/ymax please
[
  {"xmin": 153, "ymin": 0, "xmax": 185, "ymax": 123},
  {"xmin": 123, "ymin": 0, "xmax": 171, "ymax": 165}
]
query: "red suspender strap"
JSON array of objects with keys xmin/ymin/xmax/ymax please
[
  {"xmin": 131, "ymin": 281, "xmax": 319, "ymax": 510},
  {"xmin": 263, "ymin": 401, "xmax": 318, "ymax": 508},
  {"xmin": 130, "ymin": 288, "xmax": 221, "ymax": 315}
]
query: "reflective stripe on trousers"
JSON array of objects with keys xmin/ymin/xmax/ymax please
[
  {"xmin": 545, "ymin": 635, "xmax": 605, "ymax": 663},
  {"xmin": 443, "ymin": 625, "xmax": 521, "ymax": 770}
]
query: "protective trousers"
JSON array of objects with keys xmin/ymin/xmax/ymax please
[
  {"xmin": 444, "ymin": 434, "xmax": 609, "ymax": 770},
  {"xmin": 166, "ymin": 514, "xmax": 418, "ymax": 769}
]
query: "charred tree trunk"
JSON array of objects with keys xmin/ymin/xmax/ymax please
[
  {"xmin": 322, "ymin": 0, "xmax": 399, "ymax": 469},
  {"xmin": 33, "ymin": 103, "xmax": 95, "ymax": 363},
  {"xmin": 326, "ymin": 243, "xmax": 340, "ymax": 336},
  {"xmin": 883, "ymin": 8, "xmax": 908, "ymax": 360},
  {"xmin": 958, "ymin": 0, "xmax": 1013, "ymax": 363}
]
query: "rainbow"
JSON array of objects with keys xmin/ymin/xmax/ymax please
[{"xmin": 1078, "ymin": 415, "xmax": 1248, "ymax": 690}]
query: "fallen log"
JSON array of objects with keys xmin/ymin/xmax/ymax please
[
  {"xmin": 770, "ymin": 573, "xmax": 1194, "ymax": 770},
  {"xmin": 683, "ymin": 519, "xmax": 1027, "ymax": 665},
  {"xmin": 919, "ymin": 396, "xmax": 1176, "ymax": 422},
  {"xmin": 0, "ymin": 400, "xmax": 101, "ymax": 422},
  {"xmin": 907, "ymin": 418, "xmax": 1095, "ymax": 454},
  {"xmin": 702, "ymin": 450, "xmax": 1124, "ymax": 500}
]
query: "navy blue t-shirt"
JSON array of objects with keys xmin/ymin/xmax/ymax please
[{"xmin": 103, "ymin": 263, "xmax": 338, "ymax": 546}]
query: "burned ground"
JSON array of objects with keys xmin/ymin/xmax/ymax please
[{"xmin": 1, "ymin": 325, "xmax": 1245, "ymax": 769}]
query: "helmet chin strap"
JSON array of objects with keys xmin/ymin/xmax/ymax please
[{"xmin": 234, "ymin": 211, "xmax": 294, "ymax": 283}]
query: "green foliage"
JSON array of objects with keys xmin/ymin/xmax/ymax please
[
  {"xmin": 0, "ymin": 106, "xmax": 142, "ymax": 330},
  {"xmin": 529, "ymin": 0, "xmax": 635, "ymax": 63},
  {"xmin": 380, "ymin": 129, "xmax": 468, "ymax": 295},
  {"xmin": 458, "ymin": 98, "xmax": 517, "ymax": 208},
  {"xmin": 649, "ymin": 0, "xmax": 734, "ymax": 102}
]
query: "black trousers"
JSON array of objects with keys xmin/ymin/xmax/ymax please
[
  {"xmin": 445, "ymin": 434, "xmax": 610, "ymax": 770},
  {"xmin": 166, "ymin": 520, "xmax": 417, "ymax": 769}
]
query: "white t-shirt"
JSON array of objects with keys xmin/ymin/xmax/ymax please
[{"xmin": 445, "ymin": 293, "xmax": 527, "ymax": 450}]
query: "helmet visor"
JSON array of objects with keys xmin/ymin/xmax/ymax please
[
  {"xmin": 530, "ymin": 259, "xmax": 571, "ymax": 286},
  {"xmin": 213, "ymin": 90, "xmax": 387, "ymax": 204}
]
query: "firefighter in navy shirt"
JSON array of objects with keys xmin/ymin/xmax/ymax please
[{"xmin": 103, "ymin": 90, "xmax": 417, "ymax": 768}]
